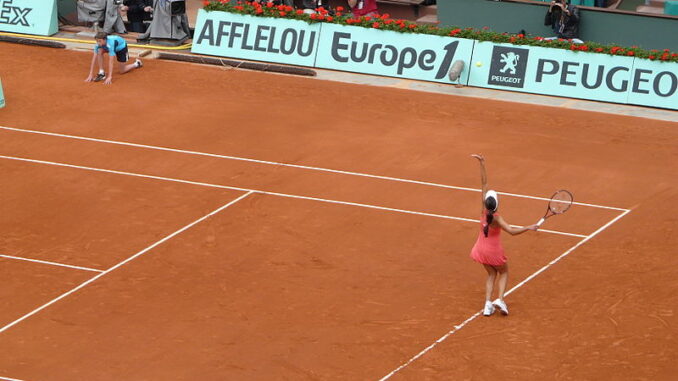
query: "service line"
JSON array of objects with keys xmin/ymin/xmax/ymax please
[
  {"xmin": 0, "ymin": 155, "xmax": 586, "ymax": 238},
  {"xmin": 0, "ymin": 254, "xmax": 103, "ymax": 273},
  {"xmin": 0, "ymin": 192, "xmax": 253, "ymax": 335},
  {"xmin": 0, "ymin": 126, "xmax": 628, "ymax": 212}
]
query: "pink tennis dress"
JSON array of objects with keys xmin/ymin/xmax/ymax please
[{"xmin": 470, "ymin": 211, "xmax": 507, "ymax": 266}]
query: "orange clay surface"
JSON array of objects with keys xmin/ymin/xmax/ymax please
[{"xmin": 0, "ymin": 43, "xmax": 677, "ymax": 380}]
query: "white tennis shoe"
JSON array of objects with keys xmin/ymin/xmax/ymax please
[
  {"xmin": 493, "ymin": 299, "xmax": 509, "ymax": 316},
  {"xmin": 483, "ymin": 300, "xmax": 495, "ymax": 316}
]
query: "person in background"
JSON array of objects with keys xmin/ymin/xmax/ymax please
[
  {"xmin": 84, "ymin": 32, "xmax": 143, "ymax": 85},
  {"xmin": 348, "ymin": 0, "xmax": 378, "ymax": 17},
  {"xmin": 544, "ymin": 0, "xmax": 583, "ymax": 43},
  {"xmin": 122, "ymin": 0, "xmax": 153, "ymax": 33}
]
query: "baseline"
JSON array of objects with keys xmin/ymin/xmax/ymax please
[
  {"xmin": 0, "ymin": 191, "xmax": 253, "ymax": 335},
  {"xmin": 0, "ymin": 154, "xmax": 587, "ymax": 238},
  {"xmin": 0, "ymin": 126, "xmax": 627, "ymax": 212},
  {"xmin": 378, "ymin": 208, "xmax": 632, "ymax": 380}
]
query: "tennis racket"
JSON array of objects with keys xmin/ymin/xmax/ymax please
[{"xmin": 536, "ymin": 190, "xmax": 573, "ymax": 227}]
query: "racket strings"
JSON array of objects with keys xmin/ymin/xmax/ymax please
[{"xmin": 549, "ymin": 191, "xmax": 573, "ymax": 214}]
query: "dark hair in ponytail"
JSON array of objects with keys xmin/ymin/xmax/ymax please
[{"xmin": 483, "ymin": 197, "xmax": 497, "ymax": 237}]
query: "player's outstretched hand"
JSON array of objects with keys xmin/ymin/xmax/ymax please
[
  {"xmin": 84, "ymin": 75, "xmax": 94, "ymax": 82},
  {"xmin": 526, "ymin": 224, "xmax": 539, "ymax": 231},
  {"xmin": 104, "ymin": 77, "xmax": 112, "ymax": 85}
]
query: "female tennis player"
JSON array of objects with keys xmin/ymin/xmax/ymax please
[{"xmin": 470, "ymin": 154, "xmax": 539, "ymax": 316}]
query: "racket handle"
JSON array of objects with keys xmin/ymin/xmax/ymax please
[{"xmin": 536, "ymin": 218, "xmax": 545, "ymax": 227}]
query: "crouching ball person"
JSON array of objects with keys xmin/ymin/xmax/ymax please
[
  {"xmin": 85, "ymin": 32, "xmax": 143, "ymax": 85},
  {"xmin": 470, "ymin": 154, "xmax": 539, "ymax": 316}
]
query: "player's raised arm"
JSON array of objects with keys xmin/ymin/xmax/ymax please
[{"xmin": 471, "ymin": 154, "xmax": 488, "ymax": 212}]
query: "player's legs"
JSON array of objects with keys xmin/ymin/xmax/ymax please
[
  {"xmin": 494, "ymin": 263, "xmax": 509, "ymax": 301},
  {"xmin": 492, "ymin": 263, "xmax": 510, "ymax": 315},
  {"xmin": 482, "ymin": 264, "xmax": 498, "ymax": 316},
  {"xmin": 482, "ymin": 264, "xmax": 497, "ymax": 301}
]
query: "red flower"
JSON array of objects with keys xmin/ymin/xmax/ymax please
[
  {"xmin": 255, "ymin": 8, "xmax": 263, "ymax": 14},
  {"xmin": 310, "ymin": 13, "xmax": 317, "ymax": 20},
  {"xmin": 517, "ymin": 33, "xmax": 524, "ymax": 39},
  {"xmin": 408, "ymin": 24, "xmax": 416, "ymax": 29},
  {"xmin": 384, "ymin": 19, "xmax": 393, "ymax": 25},
  {"xmin": 326, "ymin": 16, "xmax": 333, "ymax": 22},
  {"xmin": 266, "ymin": 2, "xmax": 274, "ymax": 8},
  {"xmin": 579, "ymin": 45, "xmax": 589, "ymax": 51},
  {"xmin": 336, "ymin": 6, "xmax": 344, "ymax": 11},
  {"xmin": 372, "ymin": 22, "xmax": 381, "ymax": 28},
  {"xmin": 627, "ymin": 51, "xmax": 635, "ymax": 56},
  {"xmin": 380, "ymin": 13, "xmax": 390, "ymax": 19},
  {"xmin": 594, "ymin": 47, "xmax": 604, "ymax": 52},
  {"xmin": 295, "ymin": 9, "xmax": 303, "ymax": 14},
  {"xmin": 672, "ymin": 53, "xmax": 678, "ymax": 57},
  {"xmin": 649, "ymin": 55, "xmax": 656, "ymax": 60},
  {"xmin": 399, "ymin": 24, "xmax": 406, "ymax": 29},
  {"xmin": 569, "ymin": 44, "xmax": 576, "ymax": 50},
  {"xmin": 234, "ymin": 5, "xmax": 244, "ymax": 10},
  {"xmin": 364, "ymin": 16, "xmax": 371, "ymax": 21},
  {"xmin": 279, "ymin": 11, "xmax": 286, "ymax": 16},
  {"xmin": 510, "ymin": 37, "xmax": 516, "ymax": 43},
  {"xmin": 202, "ymin": 0, "xmax": 210, "ymax": 5}
]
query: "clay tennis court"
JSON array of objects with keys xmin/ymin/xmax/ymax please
[{"xmin": 0, "ymin": 42, "xmax": 677, "ymax": 380}]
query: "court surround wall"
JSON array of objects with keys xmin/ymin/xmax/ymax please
[
  {"xmin": 192, "ymin": 10, "xmax": 678, "ymax": 111},
  {"xmin": 0, "ymin": 0, "xmax": 58, "ymax": 36}
]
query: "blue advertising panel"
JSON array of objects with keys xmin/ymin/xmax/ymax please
[
  {"xmin": 468, "ymin": 42, "xmax": 637, "ymax": 105},
  {"xmin": 315, "ymin": 23, "xmax": 474, "ymax": 84},
  {"xmin": 191, "ymin": 9, "xmax": 322, "ymax": 67},
  {"xmin": 626, "ymin": 59, "xmax": 678, "ymax": 110},
  {"xmin": 0, "ymin": 0, "xmax": 58, "ymax": 36}
]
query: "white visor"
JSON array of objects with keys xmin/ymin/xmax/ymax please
[{"xmin": 485, "ymin": 190, "xmax": 499, "ymax": 211}]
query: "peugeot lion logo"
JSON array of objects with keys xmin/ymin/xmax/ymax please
[
  {"xmin": 488, "ymin": 47, "xmax": 529, "ymax": 88},
  {"xmin": 499, "ymin": 52, "xmax": 520, "ymax": 75}
]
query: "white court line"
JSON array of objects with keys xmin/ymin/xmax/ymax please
[
  {"xmin": 379, "ymin": 208, "xmax": 632, "ymax": 381},
  {"xmin": 0, "ymin": 254, "xmax": 103, "ymax": 273},
  {"xmin": 0, "ymin": 125, "xmax": 628, "ymax": 212},
  {"xmin": 0, "ymin": 376, "xmax": 28, "ymax": 381},
  {"xmin": 0, "ymin": 191, "xmax": 253, "ymax": 335},
  {"xmin": 0, "ymin": 155, "xmax": 586, "ymax": 238}
]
